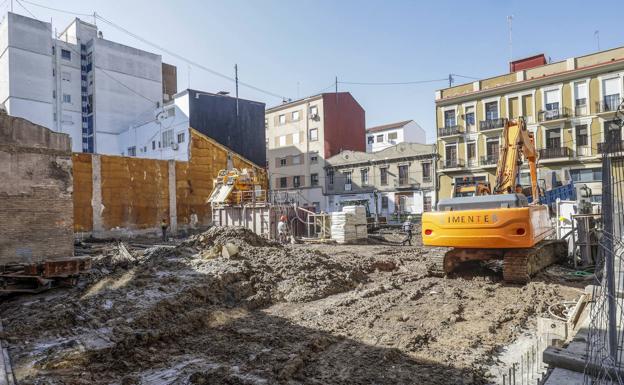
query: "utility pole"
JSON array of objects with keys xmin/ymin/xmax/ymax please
[
  {"xmin": 234, "ymin": 64, "xmax": 239, "ymax": 117},
  {"xmin": 335, "ymin": 76, "xmax": 338, "ymax": 94},
  {"xmin": 448, "ymin": 74, "xmax": 453, "ymax": 88},
  {"xmin": 595, "ymin": 30, "xmax": 601, "ymax": 51},
  {"xmin": 507, "ymin": 15, "xmax": 514, "ymax": 63}
]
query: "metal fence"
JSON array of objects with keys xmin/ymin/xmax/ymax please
[{"xmin": 583, "ymin": 100, "xmax": 624, "ymax": 384}]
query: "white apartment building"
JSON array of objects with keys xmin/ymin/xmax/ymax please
[
  {"xmin": 0, "ymin": 12, "xmax": 164, "ymax": 153},
  {"xmin": 366, "ymin": 119, "xmax": 426, "ymax": 152}
]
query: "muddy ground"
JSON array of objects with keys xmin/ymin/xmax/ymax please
[{"xmin": 1, "ymin": 227, "xmax": 583, "ymax": 385}]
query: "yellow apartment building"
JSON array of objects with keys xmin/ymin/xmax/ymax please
[{"xmin": 434, "ymin": 48, "xmax": 624, "ymax": 203}]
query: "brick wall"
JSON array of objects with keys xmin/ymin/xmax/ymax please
[{"xmin": 0, "ymin": 114, "xmax": 74, "ymax": 264}]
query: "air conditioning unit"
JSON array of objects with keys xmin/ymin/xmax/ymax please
[
  {"xmin": 172, "ymin": 142, "xmax": 179, "ymax": 151},
  {"xmin": 310, "ymin": 113, "xmax": 319, "ymax": 120}
]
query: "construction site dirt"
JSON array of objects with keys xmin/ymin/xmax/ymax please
[{"xmin": 1, "ymin": 227, "xmax": 583, "ymax": 385}]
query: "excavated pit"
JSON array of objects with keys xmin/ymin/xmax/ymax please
[{"xmin": 0, "ymin": 227, "xmax": 582, "ymax": 385}]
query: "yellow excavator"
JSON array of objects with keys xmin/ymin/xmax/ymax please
[{"xmin": 422, "ymin": 117, "xmax": 565, "ymax": 283}]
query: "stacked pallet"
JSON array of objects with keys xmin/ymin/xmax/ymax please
[{"xmin": 331, "ymin": 205, "xmax": 368, "ymax": 244}]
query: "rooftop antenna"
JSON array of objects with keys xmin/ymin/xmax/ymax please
[
  {"xmin": 595, "ymin": 30, "xmax": 601, "ymax": 51},
  {"xmin": 507, "ymin": 15, "xmax": 514, "ymax": 63}
]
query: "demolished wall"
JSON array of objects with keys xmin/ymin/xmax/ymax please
[
  {"xmin": 73, "ymin": 128, "xmax": 267, "ymax": 237},
  {"xmin": 0, "ymin": 114, "xmax": 74, "ymax": 264}
]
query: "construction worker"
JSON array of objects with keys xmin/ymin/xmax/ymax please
[
  {"xmin": 401, "ymin": 216, "xmax": 414, "ymax": 246},
  {"xmin": 160, "ymin": 218, "xmax": 169, "ymax": 242},
  {"xmin": 277, "ymin": 215, "xmax": 288, "ymax": 244}
]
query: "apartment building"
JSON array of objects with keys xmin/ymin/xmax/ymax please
[
  {"xmin": 325, "ymin": 142, "xmax": 437, "ymax": 219},
  {"xmin": 265, "ymin": 92, "xmax": 365, "ymax": 211},
  {"xmin": 434, "ymin": 49, "xmax": 624, "ymax": 202},
  {"xmin": 0, "ymin": 12, "xmax": 169, "ymax": 153},
  {"xmin": 366, "ymin": 119, "xmax": 426, "ymax": 152}
]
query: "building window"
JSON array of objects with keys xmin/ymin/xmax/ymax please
[
  {"xmin": 279, "ymin": 114, "xmax": 286, "ymax": 124},
  {"xmin": 292, "ymin": 154, "xmax": 301, "ymax": 165},
  {"xmin": 380, "ymin": 167, "xmax": 388, "ymax": 186},
  {"xmin": 127, "ymin": 146, "xmax": 136, "ymax": 156},
  {"xmin": 62, "ymin": 94, "xmax": 71, "ymax": 103},
  {"xmin": 570, "ymin": 168, "xmax": 602, "ymax": 182},
  {"xmin": 574, "ymin": 81, "xmax": 588, "ymax": 116},
  {"xmin": 545, "ymin": 128, "xmax": 561, "ymax": 149},
  {"xmin": 264, "ymin": 118, "xmax": 268, "ymax": 129},
  {"xmin": 327, "ymin": 169, "xmax": 334, "ymax": 185},
  {"xmin": 602, "ymin": 77, "xmax": 620, "ymax": 111},
  {"xmin": 61, "ymin": 71, "xmax": 71, "ymax": 82},
  {"xmin": 544, "ymin": 89, "xmax": 560, "ymax": 119},
  {"xmin": 177, "ymin": 132, "xmax": 185, "ymax": 143},
  {"xmin": 162, "ymin": 129, "xmax": 174, "ymax": 147},
  {"xmin": 464, "ymin": 105, "xmax": 475, "ymax": 128},
  {"xmin": 367, "ymin": 136, "xmax": 374, "ymax": 144},
  {"xmin": 422, "ymin": 162, "xmax": 431, "ymax": 180},
  {"xmin": 361, "ymin": 168, "xmax": 369, "ymax": 185},
  {"xmin": 152, "ymin": 141, "xmax": 156, "ymax": 150},
  {"xmin": 310, "ymin": 152, "xmax": 318, "ymax": 164},
  {"xmin": 576, "ymin": 125, "xmax": 588, "ymax": 146},
  {"xmin": 444, "ymin": 109, "xmax": 456, "ymax": 127},
  {"xmin": 279, "ymin": 158, "xmax": 287, "ymax": 167},
  {"xmin": 398, "ymin": 165, "xmax": 409, "ymax": 185},
  {"xmin": 293, "ymin": 175, "xmax": 301, "ymax": 188},
  {"xmin": 423, "ymin": 196, "xmax": 432, "ymax": 212},
  {"xmin": 310, "ymin": 173, "xmax": 319, "ymax": 186},
  {"xmin": 292, "ymin": 132, "xmax": 300, "ymax": 143},
  {"xmin": 485, "ymin": 101, "xmax": 498, "ymax": 120},
  {"xmin": 309, "ymin": 128, "xmax": 318, "ymax": 141},
  {"xmin": 280, "ymin": 177, "xmax": 287, "ymax": 188},
  {"xmin": 381, "ymin": 196, "xmax": 389, "ymax": 210},
  {"xmin": 388, "ymin": 132, "xmax": 398, "ymax": 140},
  {"xmin": 310, "ymin": 105, "xmax": 318, "ymax": 116},
  {"xmin": 376, "ymin": 134, "xmax": 384, "ymax": 142},
  {"xmin": 344, "ymin": 171, "xmax": 352, "ymax": 191},
  {"xmin": 61, "ymin": 49, "xmax": 71, "ymax": 60},
  {"xmin": 486, "ymin": 138, "xmax": 499, "ymax": 162},
  {"xmin": 292, "ymin": 111, "xmax": 300, "ymax": 121},
  {"xmin": 279, "ymin": 135, "xmax": 287, "ymax": 147},
  {"xmin": 467, "ymin": 142, "xmax": 476, "ymax": 164}
]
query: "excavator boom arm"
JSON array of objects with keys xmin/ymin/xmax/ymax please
[{"xmin": 494, "ymin": 118, "xmax": 539, "ymax": 200}]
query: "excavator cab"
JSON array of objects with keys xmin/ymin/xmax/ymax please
[{"xmin": 422, "ymin": 118, "xmax": 565, "ymax": 283}]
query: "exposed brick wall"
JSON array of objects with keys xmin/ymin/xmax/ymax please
[{"xmin": 0, "ymin": 114, "xmax": 74, "ymax": 264}]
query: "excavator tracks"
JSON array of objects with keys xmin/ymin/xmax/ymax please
[
  {"xmin": 502, "ymin": 240, "xmax": 567, "ymax": 283},
  {"xmin": 428, "ymin": 240, "xmax": 566, "ymax": 283}
]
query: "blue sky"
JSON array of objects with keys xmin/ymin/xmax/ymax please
[{"xmin": 8, "ymin": 0, "xmax": 623, "ymax": 143}]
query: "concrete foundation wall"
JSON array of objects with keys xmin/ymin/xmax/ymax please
[
  {"xmin": 73, "ymin": 128, "xmax": 267, "ymax": 238},
  {"xmin": 0, "ymin": 114, "xmax": 73, "ymax": 264}
]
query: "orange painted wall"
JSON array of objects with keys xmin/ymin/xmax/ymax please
[{"xmin": 73, "ymin": 128, "xmax": 267, "ymax": 233}]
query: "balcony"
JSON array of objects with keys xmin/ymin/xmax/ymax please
[
  {"xmin": 466, "ymin": 158, "xmax": 479, "ymax": 168},
  {"xmin": 480, "ymin": 155, "xmax": 499, "ymax": 167},
  {"xmin": 538, "ymin": 107, "xmax": 570, "ymax": 122},
  {"xmin": 440, "ymin": 158, "xmax": 464, "ymax": 169},
  {"xmin": 596, "ymin": 95, "xmax": 622, "ymax": 113},
  {"xmin": 574, "ymin": 104, "xmax": 589, "ymax": 117},
  {"xmin": 480, "ymin": 118, "xmax": 507, "ymax": 131},
  {"xmin": 598, "ymin": 141, "xmax": 624, "ymax": 153},
  {"xmin": 539, "ymin": 147, "xmax": 572, "ymax": 159},
  {"xmin": 437, "ymin": 125, "xmax": 464, "ymax": 137},
  {"xmin": 575, "ymin": 145, "xmax": 592, "ymax": 157}
]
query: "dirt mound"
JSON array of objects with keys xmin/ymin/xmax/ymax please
[{"xmin": 182, "ymin": 226, "xmax": 277, "ymax": 249}]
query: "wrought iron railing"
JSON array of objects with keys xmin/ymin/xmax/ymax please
[
  {"xmin": 437, "ymin": 125, "xmax": 463, "ymax": 137},
  {"xmin": 538, "ymin": 107, "xmax": 570, "ymax": 122},
  {"xmin": 479, "ymin": 117, "xmax": 507, "ymax": 131},
  {"xmin": 538, "ymin": 147, "xmax": 572, "ymax": 159}
]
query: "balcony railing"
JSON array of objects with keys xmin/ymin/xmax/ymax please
[
  {"xmin": 480, "ymin": 118, "xmax": 507, "ymax": 131},
  {"xmin": 575, "ymin": 145, "xmax": 592, "ymax": 157},
  {"xmin": 598, "ymin": 141, "xmax": 624, "ymax": 153},
  {"xmin": 466, "ymin": 158, "xmax": 479, "ymax": 168},
  {"xmin": 596, "ymin": 95, "xmax": 622, "ymax": 113},
  {"xmin": 437, "ymin": 125, "xmax": 464, "ymax": 137},
  {"xmin": 422, "ymin": 176, "xmax": 432, "ymax": 183},
  {"xmin": 480, "ymin": 155, "xmax": 499, "ymax": 166},
  {"xmin": 539, "ymin": 147, "xmax": 572, "ymax": 159},
  {"xmin": 440, "ymin": 158, "xmax": 464, "ymax": 169},
  {"xmin": 538, "ymin": 107, "xmax": 570, "ymax": 122},
  {"xmin": 575, "ymin": 104, "xmax": 589, "ymax": 117}
]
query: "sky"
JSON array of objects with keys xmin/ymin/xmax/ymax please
[{"xmin": 6, "ymin": 0, "xmax": 624, "ymax": 143}]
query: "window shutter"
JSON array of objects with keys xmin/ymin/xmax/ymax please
[
  {"xmin": 603, "ymin": 78, "xmax": 619, "ymax": 95},
  {"xmin": 544, "ymin": 89, "xmax": 559, "ymax": 105}
]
